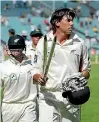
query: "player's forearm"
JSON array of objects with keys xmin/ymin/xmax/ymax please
[{"xmin": 81, "ymin": 70, "xmax": 90, "ymax": 79}]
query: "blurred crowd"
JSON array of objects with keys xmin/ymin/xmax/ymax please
[{"xmin": 0, "ymin": 0, "xmax": 99, "ymax": 61}]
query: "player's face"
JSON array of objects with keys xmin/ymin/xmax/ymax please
[
  {"xmin": 31, "ymin": 36, "xmax": 41, "ymax": 46},
  {"xmin": 56, "ymin": 15, "xmax": 74, "ymax": 35},
  {"xmin": 10, "ymin": 49, "xmax": 23, "ymax": 57}
]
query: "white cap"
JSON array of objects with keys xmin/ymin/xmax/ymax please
[{"xmin": 21, "ymin": 30, "xmax": 28, "ymax": 36}]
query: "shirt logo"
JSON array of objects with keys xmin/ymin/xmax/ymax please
[
  {"xmin": 9, "ymin": 73, "xmax": 17, "ymax": 82},
  {"xmin": 70, "ymin": 49, "xmax": 76, "ymax": 53}
]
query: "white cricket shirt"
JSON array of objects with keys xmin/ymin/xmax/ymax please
[
  {"xmin": 26, "ymin": 45, "xmax": 37, "ymax": 65},
  {"xmin": 33, "ymin": 31, "xmax": 90, "ymax": 90},
  {"xmin": 0, "ymin": 55, "xmax": 37, "ymax": 103}
]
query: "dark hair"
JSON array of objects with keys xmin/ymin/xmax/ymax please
[
  {"xmin": 8, "ymin": 28, "xmax": 15, "ymax": 35},
  {"xmin": 50, "ymin": 8, "xmax": 76, "ymax": 32}
]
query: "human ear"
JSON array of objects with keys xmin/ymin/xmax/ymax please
[{"xmin": 55, "ymin": 21, "xmax": 60, "ymax": 27}]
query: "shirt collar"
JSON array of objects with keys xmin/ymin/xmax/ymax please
[
  {"xmin": 9, "ymin": 54, "xmax": 31, "ymax": 65},
  {"xmin": 47, "ymin": 31, "xmax": 76, "ymax": 46},
  {"xmin": 29, "ymin": 45, "xmax": 36, "ymax": 51}
]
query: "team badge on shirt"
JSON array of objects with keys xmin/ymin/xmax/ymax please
[{"xmin": 9, "ymin": 73, "xmax": 17, "ymax": 82}]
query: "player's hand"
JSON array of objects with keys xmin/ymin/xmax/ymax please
[{"xmin": 33, "ymin": 73, "xmax": 48, "ymax": 86}]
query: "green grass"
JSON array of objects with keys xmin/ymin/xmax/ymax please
[
  {"xmin": 90, "ymin": 55, "xmax": 99, "ymax": 62},
  {"xmin": 81, "ymin": 64, "xmax": 99, "ymax": 122}
]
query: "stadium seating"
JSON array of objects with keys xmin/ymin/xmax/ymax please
[{"xmin": 1, "ymin": 0, "xmax": 99, "ymax": 50}]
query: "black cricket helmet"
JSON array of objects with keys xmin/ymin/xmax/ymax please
[
  {"xmin": 8, "ymin": 35, "xmax": 26, "ymax": 50},
  {"xmin": 62, "ymin": 86, "xmax": 90, "ymax": 105}
]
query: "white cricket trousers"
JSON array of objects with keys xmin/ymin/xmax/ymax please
[
  {"xmin": 2, "ymin": 101, "xmax": 37, "ymax": 122},
  {"xmin": 38, "ymin": 91, "xmax": 80, "ymax": 122}
]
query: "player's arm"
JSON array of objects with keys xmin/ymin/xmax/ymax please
[
  {"xmin": 31, "ymin": 51, "xmax": 46, "ymax": 85},
  {"xmin": 80, "ymin": 42, "xmax": 91, "ymax": 79},
  {"xmin": 31, "ymin": 37, "xmax": 47, "ymax": 85}
]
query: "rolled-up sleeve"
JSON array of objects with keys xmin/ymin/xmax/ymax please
[{"xmin": 80, "ymin": 41, "xmax": 91, "ymax": 72}]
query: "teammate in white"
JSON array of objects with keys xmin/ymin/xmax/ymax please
[
  {"xmin": 0, "ymin": 35, "xmax": 38, "ymax": 122},
  {"xmin": 26, "ymin": 29, "xmax": 43, "ymax": 121},
  {"xmin": 26, "ymin": 29, "xmax": 43, "ymax": 65},
  {"xmin": 33, "ymin": 8, "xmax": 91, "ymax": 122}
]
